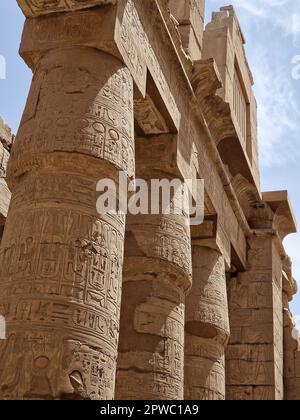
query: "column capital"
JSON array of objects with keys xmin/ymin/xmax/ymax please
[
  {"xmin": 262, "ymin": 191, "xmax": 297, "ymax": 240},
  {"xmin": 191, "ymin": 58, "xmax": 222, "ymax": 102},
  {"xmin": 19, "ymin": 6, "xmax": 118, "ymax": 71},
  {"xmin": 17, "ymin": 0, "xmax": 116, "ymax": 18}
]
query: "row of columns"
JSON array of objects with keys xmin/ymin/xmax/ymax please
[
  {"xmin": 0, "ymin": 3, "xmax": 291, "ymax": 401},
  {"xmin": 0, "ymin": 27, "xmax": 229, "ymax": 398}
]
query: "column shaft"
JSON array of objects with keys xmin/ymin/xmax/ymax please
[
  {"xmin": 226, "ymin": 235, "xmax": 283, "ymax": 400},
  {"xmin": 185, "ymin": 245, "xmax": 230, "ymax": 400},
  {"xmin": 116, "ymin": 213, "xmax": 192, "ymax": 400},
  {"xmin": 0, "ymin": 47, "xmax": 134, "ymax": 400}
]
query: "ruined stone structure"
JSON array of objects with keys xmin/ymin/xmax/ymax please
[{"xmin": 0, "ymin": 0, "xmax": 299, "ymax": 400}]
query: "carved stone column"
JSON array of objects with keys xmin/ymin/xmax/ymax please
[
  {"xmin": 116, "ymin": 137, "xmax": 192, "ymax": 400},
  {"xmin": 185, "ymin": 222, "xmax": 230, "ymax": 400},
  {"xmin": 0, "ymin": 4, "xmax": 134, "ymax": 400},
  {"xmin": 226, "ymin": 234, "xmax": 283, "ymax": 400},
  {"xmin": 282, "ymin": 257, "xmax": 300, "ymax": 400},
  {"xmin": 226, "ymin": 192, "xmax": 296, "ymax": 400}
]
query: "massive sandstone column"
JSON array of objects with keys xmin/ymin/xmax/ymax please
[
  {"xmin": 226, "ymin": 234, "xmax": 284, "ymax": 400},
  {"xmin": 185, "ymin": 225, "xmax": 230, "ymax": 400},
  {"xmin": 226, "ymin": 191, "xmax": 296, "ymax": 401},
  {"xmin": 0, "ymin": 4, "xmax": 134, "ymax": 400},
  {"xmin": 116, "ymin": 137, "xmax": 192, "ymax": 400}
]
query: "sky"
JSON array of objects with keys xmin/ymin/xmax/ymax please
[{"xmin": 0, "ymin": 1, "xmax": 299, "ymax": 316}]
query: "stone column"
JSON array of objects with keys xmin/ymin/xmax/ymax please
[
  {"xmin": 116, "ymin": 137, "xmax": 192, "ymax": 400},
  {"xmin": 226, "ymin": 234, "xmax": 283, "ymax": 400},
  {"xmin": 0, "ymin": 10, "xmax": 134, "ymax": 399},
  {"xmin": 185, "ymin": 242, "xmax": 230, "ymax": 400}
]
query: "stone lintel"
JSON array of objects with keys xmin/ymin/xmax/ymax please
[
  {"xmin": 135, "ymin": 135, "xmax": 179, "ymax": 178},
  {"xmin": 17, "ymin": 0, "xmax": 116, "ymax": 18},
  {"xmin": 191, "ymin": 215, "xmax": 231, "ymax": 268},
  {"xmin": 191, "ymin": 214, "xmax": 217, "ymax": 241}
]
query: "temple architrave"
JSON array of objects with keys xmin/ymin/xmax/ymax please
[{"xmin": 0, "ymin": 0, "xmax": 299, "ymax": 400}]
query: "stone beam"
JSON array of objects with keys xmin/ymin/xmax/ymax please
[
  {"xmin": 226, "ymin": 233, "xmax": 285, "ymax": 400},
  {"xmin": 17, "ymin": 0, "xmax": 116, "ymax": 17},
  {"xmin": 191, "ymin": 215, "xmax": 231, "ymax": 267}
]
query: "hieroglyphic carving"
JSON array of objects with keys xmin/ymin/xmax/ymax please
[
  {"xmin": 132, "ymin": 215, "xmax": 192, "ymax": 284},
  {"xmin": 0, "ymin": 187, "xmax": 125, "ymax": 399},
  {"xmin": 5, "ymin": 0, "xmax": 298, "ymax": 402},
  {"xmin": 116, "ymin": 288, "xmax": 185, "ymax": 400},
  {"xmin": 185, "ymin": 335, "xmax": 226, "ymax": 400},
  {"xmin": 20, "ymin": 8, "xmax": 119, "ymax": 71},
  {"xmin": 116, "ymin": 212, "xmax": 192, "ymax": 400},
  {"xmin": 0, "ymin": 44, "xmax": 134, "ymax": 399},
  {"xmin": 9, "ymin": 48, "xmax": 134, "ymax": 181},
  {"xmin": 226, "ymin": 234, "xmax": 284, "ymax": 400}
]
